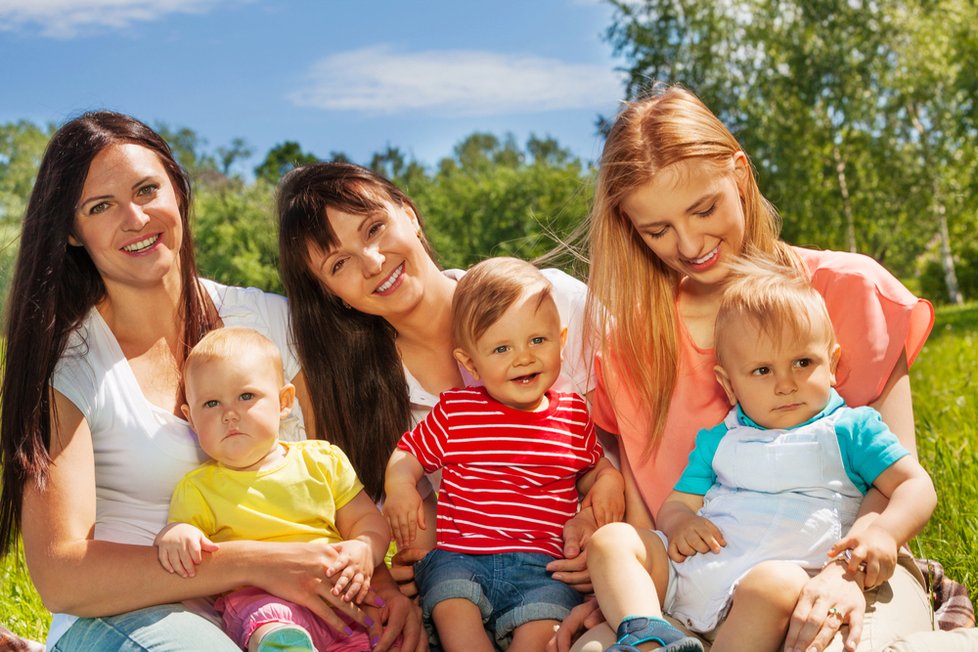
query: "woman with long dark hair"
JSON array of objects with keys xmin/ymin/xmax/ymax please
[
  {"xmin": 0, "ymin": 112, "xmax": 422, "ymax": 651},
  {"xmin": 277, "ymin": 162, "xmax": 597, "ymax": 590}
]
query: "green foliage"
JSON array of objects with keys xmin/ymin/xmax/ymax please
[
  {"xmin": 411, "ymin": 132, "xmax": 593, "ymax": 271},
  {"xmin": 0, "ymin": 541, "xmax": 48, "ymax": 641},
  {"xmin": 911, "ymin": 303, "xmax": 978, "ymax": 595},
  {"xmin": 920, "ymin": 246, "xmax": 978, "ymax": 306},
  {"xmin": 254, "ymin": 141, "xmax": 319, "ymax": 185},
  {"xmin": 604, "ymin": 0, "xmax": 978, "ymax": 288},
  {"xmin": 192, "ymin": 178, "xmax": 282, "ymax": 293}
]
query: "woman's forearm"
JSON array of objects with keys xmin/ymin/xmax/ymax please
[{"xmin": 27, "ymin": 537, "xmax": 262, "ymax": 616}]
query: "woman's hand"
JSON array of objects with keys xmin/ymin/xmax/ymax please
[
  {"xmin": 250, "ymin": 540, "xmax": 374, "ymax": 637},
  {"xmin": 370, "ymin": 567, "xmax": 428, "ymax": 652},
  {"xmin": 548, "ymin": 507, "xmax": 598, "ymax": 593},
  {"xmin": 546, "ymin": 597, "xmax": 605, "ymax": 652},
  {"xmin": 784, "ymin": 561, "xmax": 867, "ymax": 652}
]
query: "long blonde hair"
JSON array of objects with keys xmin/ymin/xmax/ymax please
[{"xmin": 585, "ymin": 86, "xmax": 799, "ymax": 457}]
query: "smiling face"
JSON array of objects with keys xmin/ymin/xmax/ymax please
[
  {"xmin": 70, "ymin": 143, "xmax": 183, "ymax": 292},
  {"xmin": 714, "ymin": 316, "xmax": 841, "ymax": 430},
  {"xmin": 182, "ymin": 349, "xmax": 295, "ymax": 472},
  {"xmin": 454, "ymin": 292, "xmax": 566, "ymax": 412},
  {"xmin": 621, "ymin": 156, "xmax": 748, "ymax": 291},
  {"xmin": 305, "ymin": 201, "xmax": 438, "ymax": 319}
]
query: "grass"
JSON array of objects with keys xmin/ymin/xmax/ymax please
[
  {"xmin": 909, "ymin": 302, "xmax": 978, "ymax": 596},
  {"xmin": 1, "ymin": 540, "xmax": 48, "ymax": 641},
  {"xmin": 1, "ymin": 303, "xmax": 976, "ymax": 642}
]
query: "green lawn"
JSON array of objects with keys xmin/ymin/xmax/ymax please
[
  {"xmin": 2, "ymin": 303, "xmax": 976, "ymax": 643},
  {"xmin": 909, "ymin": 302, "xmax": 978, "ymax": 593}
]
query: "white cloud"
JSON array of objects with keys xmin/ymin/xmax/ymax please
[
  {"xmin": 288, "ymin": 46, "xmax": 623, "ymax": 116},
  {"xmin": 0, "ymin": 0, "xmax": 225, "ymax": 38}
]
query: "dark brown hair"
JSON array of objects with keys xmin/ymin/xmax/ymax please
[
  {"xmin": 277, "ymin": 162, "xmax": 437, "ymax": 500},
  {"xmin": 0, "ymin": 111, "xmax": 210, "ymax": 554}
]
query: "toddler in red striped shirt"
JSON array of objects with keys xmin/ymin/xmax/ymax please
[{"xmin": 384, "ymin": 257, "xmax": 624, "ymax": 651}]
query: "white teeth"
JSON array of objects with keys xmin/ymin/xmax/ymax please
[
  {"xmin": 123, "ymin": 235, "xmax": 159, "ymax": 252},
  {"xmin": 688, "ymin": 245, "xmax": 719, "ymax": 265},
  {"xmin": 376, "ymin": 263, "xmax": 403, "ymax": 293}
]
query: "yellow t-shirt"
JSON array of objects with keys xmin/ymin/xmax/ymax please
[{"xmin": 168, "ymin": 440, "xmax": 363, "ymax": 544}]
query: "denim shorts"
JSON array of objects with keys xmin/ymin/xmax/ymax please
[
  {"xmin": 51, "ymin": 603, "xmax": 240, "ymax": 651},
  {"xmin": 415, "ymin": 549, "xmax": 582, "ymax": 647}
]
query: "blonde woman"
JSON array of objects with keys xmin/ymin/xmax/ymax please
[{"xmin": 551, "ymin": 87, "xmax": 947, "ymax": 652}]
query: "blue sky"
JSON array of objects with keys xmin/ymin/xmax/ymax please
[{"xmin": 0, "ymin": 0, "xmax": 626, "ymax": 175}]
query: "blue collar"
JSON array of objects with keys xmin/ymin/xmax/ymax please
[{"xmin": 736, "ymin": 388, "xmax": 845, "ymax": 430}]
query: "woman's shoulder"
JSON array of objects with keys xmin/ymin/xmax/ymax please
[
  {"xmin": 202, "ymin": 279, "xmax": 290, "ymax": 333},
  {"xmin": 792, "ymin": 246, "xmax": 919, "ymax": 307}
]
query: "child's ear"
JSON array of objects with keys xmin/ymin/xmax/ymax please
[
  {"xmin": 279, "ymin": 383, "xmax": 296, "ymax": 417},
  {"xmin": 453, "ymin": 347, "xmax": 480, "ymax": 381},
  {"xmin": 714, "ymin": 365, "xmax": 738, "ymax": 406},
  {"xmin": 559, "ymin": 326, "xmax": 568, "ymax": 351},
  {"xmin": 180, "ymin": 404, "xmax": 194, "ymax": 427},
  {"xmin": 829, "ymin": 343, "xmax": 842, "ymax": 385}
]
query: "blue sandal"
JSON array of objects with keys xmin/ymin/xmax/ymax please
[{"xmin": 604, "ymin": 616, "xmax": 704, "ymax": 652}]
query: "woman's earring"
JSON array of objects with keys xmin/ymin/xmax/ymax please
[
  {"xmin": 416, "ymin": 227, "xmax": 422, "ymax": 240},
  {"xmin": 342, "ymin": 300, "xmax": 352, "ymax": 310}
]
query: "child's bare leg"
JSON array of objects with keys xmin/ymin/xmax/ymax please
[
  {"xmin": 508, "ymin": 619, "xmax": 560, "ymax": 652},
  {"xmin": 588, "ymin": 522, "xmax": 671, "ymax": 629},
  {"xmin": 711, "ymin": 560, "xmax": 809, "ymax": 652},
  {"xmin": 431, "ymin": 598, "xmax": 494, "ymax": 652}
]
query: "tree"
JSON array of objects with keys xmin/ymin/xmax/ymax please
[
  {"xmin": 254, "ymin": 141, "xmax": 319, "ymax": 185},
  {"xmin": 154, "ymin": 122, "xmax": 218, "ymax": 176},
  {"xmin": 601, "ymin": 0, "xmax": 978, "ymax": 293},
  {"xmin": 417, "ymin": 134, "xmax": 591, "ymax": 271},
  {"xmin": 0, "ymin": 120, "xmax": 53, "ymax": 312},
  {"xmin": 216, "ymin": 137, "xmax": 254, "ymax": 178}
]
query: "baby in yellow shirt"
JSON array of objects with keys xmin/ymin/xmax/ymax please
[{"xmin": 154, "ymin": 326, "xmax": 390, "ymax": 652}]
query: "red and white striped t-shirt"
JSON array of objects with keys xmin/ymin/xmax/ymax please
[{"xmin": 396, "ymin": 386, "xmax": 602, "ymax": 558}]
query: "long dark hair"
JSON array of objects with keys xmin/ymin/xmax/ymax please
[
  {"xmin": 278, "ymin": 163, "xmax": 436, "ymax": 501},
  {"xmin": 0, "ymin": 111, "xmax": 210, "ymax": 553}
]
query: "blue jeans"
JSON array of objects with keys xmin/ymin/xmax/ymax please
[
  {"xmin": 415, "ymin": 549, "xmax": 581, "ymax": 648},
  {"xmin": 51, "ymin": 603, "xmax": 240, "ymax": 651}
]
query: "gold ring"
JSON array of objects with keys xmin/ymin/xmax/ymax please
[{"xmin": 827, "ymin": 606, "xmax": 841, "ymax": 618}]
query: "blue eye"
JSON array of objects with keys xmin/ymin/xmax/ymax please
[
  {"xmin": 239, "ymin": 392, "xmax": 255, "ymax": 401},
  {"xmin": 493, "ymin": 345, "xmax": 510, "ymax": 354},
  {"xmin": 203, "ymin": 399, "xmax": 219, "ymax": 408},
  {"xmin": 530, "ymin": 336, "xmax": 546, "ymax": 345}
]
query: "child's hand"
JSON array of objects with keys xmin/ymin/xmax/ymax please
[
  {"xmin": 382, "ymin": 488, "xmax": 425, "ymax": 549},
  {"xmin": 581, "ymin": 469, "xmax": 625, "ymax": 527},
  {"xmin": 154, "ymin": 522, "xmax": 219, "ymax": 578},
  {"xmin": 828, "ymin": 526, "xmax": 898, "ymax": 589},
  {"xmin": 326, "ymin": 539, "xmax": 375, "ymax": 604},
  {"xmin": 667, "ymin": 515, "xmax": 725, "ymax": 563}
]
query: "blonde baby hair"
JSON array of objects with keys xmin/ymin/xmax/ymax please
[
  {"xmin": 183, "ymin": 327, "xmax": 286, "ymax": 387},
  {"xmin": 452, "ymin": 257, "xmax": 556, "ymax": 353},
  {"xmin": 714, "ymin": 257, "xmax": 836, "ymax": 367}
]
